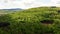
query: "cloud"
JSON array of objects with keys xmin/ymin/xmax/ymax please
[{"xmin": 0, "ymin": 0, "xmax": 60, "ymax": 9}]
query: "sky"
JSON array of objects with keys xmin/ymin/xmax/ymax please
[{"xmin": 0, "ymin": 0, "xmax": 60, "ymax": 9}]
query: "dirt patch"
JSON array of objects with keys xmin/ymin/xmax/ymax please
[
  {"xmin": 57, "ymin": 10, "xmax": 60, "ymax": 13},
  {"xmin": 40, "ymin": 20, "xmax": 54, "ymax": 24},
  {"xmin": 0, "ymin": 22, "xmax": 10, "ymax": 27}
]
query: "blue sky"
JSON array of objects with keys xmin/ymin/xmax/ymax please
[{"xmin": 0, "ymin": 0, "xmax": 60, "ymax": 9}]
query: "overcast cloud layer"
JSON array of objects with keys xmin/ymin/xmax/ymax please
[{"xmin": 0, "ymin": 0, "xmax": 60, "ymax": 9}]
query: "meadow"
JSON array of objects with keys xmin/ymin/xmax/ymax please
[{"xmin": 0, "ymin": 7, "xmax": 60, "ymax": 34}]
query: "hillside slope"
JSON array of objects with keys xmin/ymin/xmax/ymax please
[{"xmin": 0, "ymin": 7, "xmax": 60, "ymax": 34}]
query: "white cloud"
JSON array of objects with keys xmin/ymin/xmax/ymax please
[{"xmin": 0, "ymin": 0, "xmax": 60, "ymax": 9}]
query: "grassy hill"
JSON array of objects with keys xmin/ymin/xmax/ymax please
[{"xmin": 0, "ymin": 7, "xmax": 60, "ymax": 34}]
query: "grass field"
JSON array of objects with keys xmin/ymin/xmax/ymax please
[{"xmin": 0, "ymin": 7, "xmax": 60, "ymax": 34}]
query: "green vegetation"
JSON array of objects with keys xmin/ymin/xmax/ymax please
[{"xmin": 0, "ymin": 7, "xmax": 60, "ymax": 34}]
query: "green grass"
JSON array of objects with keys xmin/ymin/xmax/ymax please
[{"xmin": 0, "ymin": 7, "xmax": 60, "ymax": 34}]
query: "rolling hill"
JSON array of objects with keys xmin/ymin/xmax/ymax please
[{"xmin": 0, "ymin": 7, "xmax": 60, "ymax": 34}]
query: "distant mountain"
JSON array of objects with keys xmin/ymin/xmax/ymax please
[
  {"xmin": 1, "ymin": 8, "xmax": 22, "ymax": 11},
  {"xmin": 0, "ymin": 8, "xmax": 23, "ymax": 13}
]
